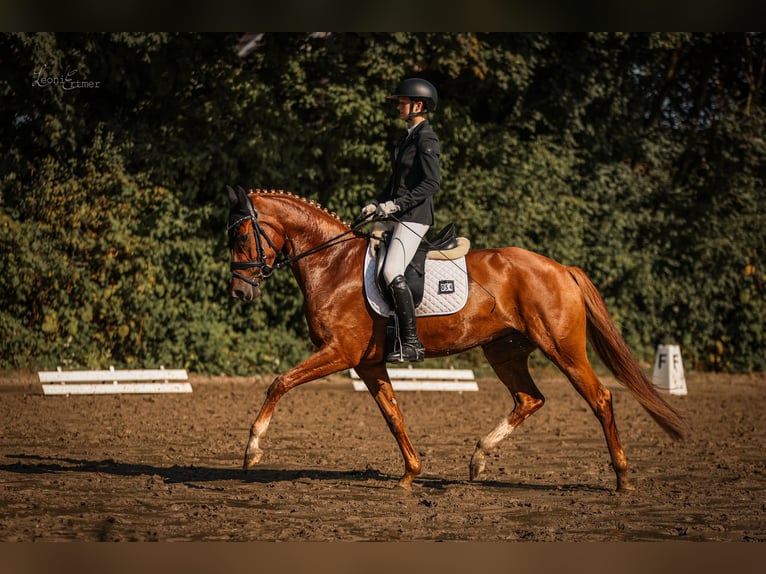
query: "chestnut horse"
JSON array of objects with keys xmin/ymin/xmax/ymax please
[{"xmin": 226, "ymin": 186, "xmax": 688, "ymax": 492}]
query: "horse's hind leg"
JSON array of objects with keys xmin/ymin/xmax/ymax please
[
  {"xmin": 536, "ymin": 324, "xmax": 632, "ymax": 491},
  {"xmin": 555, "ymin": 358, "xmax": 633, "ymax": 492},
  {"xmin": 470, "ymin": 337, "xmax": 544, "ymax": 481},
  {"xmin": 527, "ymin": 296, "xmax": 633, "ymax": 491}
]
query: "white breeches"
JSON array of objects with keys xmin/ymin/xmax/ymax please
[{"xmin": 381, "ymin": 221, "xmax": 430, "ymax": 286}]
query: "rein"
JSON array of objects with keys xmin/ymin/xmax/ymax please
[{"xmin": 228, "ymin": 198, "xmax": 373, "ymax": 287}]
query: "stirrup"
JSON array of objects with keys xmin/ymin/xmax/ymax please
[{"xmin": 386, "ymin": 341, "xmax": 425, "ymax": 363}]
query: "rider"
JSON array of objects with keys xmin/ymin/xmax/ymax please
[{"xmin": 361, "ymin": 77, "xmax": 441, "ymax": 363}]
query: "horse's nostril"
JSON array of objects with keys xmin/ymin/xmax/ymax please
[{"xmin": 232, "ymin": 289, "xmax": 245, "ymax": 299}]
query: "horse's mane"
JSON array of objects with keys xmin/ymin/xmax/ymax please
[{"xmin": 249, "ymin": 188, "xmax": 351, "ymax": 229}]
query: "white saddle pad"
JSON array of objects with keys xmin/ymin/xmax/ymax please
[{"xmin": 363, "ymin": 244, "xmax": 469, "ymax": 317}]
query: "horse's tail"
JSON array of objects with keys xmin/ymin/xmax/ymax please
[{"xmin": 568, "ymin": 266, "xmax": 689, "ymax": 440}]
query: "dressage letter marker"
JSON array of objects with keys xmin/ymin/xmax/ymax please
[{"xmin": 652, "ymin": 345, "xmax": 687, "ymax": 396}]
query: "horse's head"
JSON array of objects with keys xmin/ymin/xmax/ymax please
[{"xmin": 226, "ymin": 185, "xmax": 286, "ymax": 302}]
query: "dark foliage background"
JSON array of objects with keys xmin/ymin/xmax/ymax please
[{"xmin": 1, "ymin": 33, "xmax": 763, "ymax": 374}]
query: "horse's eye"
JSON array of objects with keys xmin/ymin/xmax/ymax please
[{"xmin": 236, "ymin": 233, "xmax": 249, "ymax": 247}]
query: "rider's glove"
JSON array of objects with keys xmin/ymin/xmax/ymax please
[{"xmin": 375, "ymin": 201, "xmax": 400, "ymax": 218}]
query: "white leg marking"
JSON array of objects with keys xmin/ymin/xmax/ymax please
[{"xmin": 479, "ymin": 418, "xmax": 515, "ymax": 452}]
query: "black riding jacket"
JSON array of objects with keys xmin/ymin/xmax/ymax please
[{"xmin": 377, "ymin": 120, "xmax": 441, "ymax": 226}]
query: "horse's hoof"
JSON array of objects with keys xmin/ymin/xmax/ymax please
[
  {"xmin": 395, "ymin": 477, "xmax": 414, "ymax": 492},
  {"xmin": 616, "ymin": 479, "xmax": 636, "ymax": 493},
  {"xmin": 469, "ymin": 452, "xmax": 486, "ymax": 481},
  {"xmin": 243, "ymin": 448, "xmax": 263, "ymax": 470}
]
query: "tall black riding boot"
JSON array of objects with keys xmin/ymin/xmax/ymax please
[{"xmin": 386, "ymin": 275, "xmax": 426, "ymax": 363}]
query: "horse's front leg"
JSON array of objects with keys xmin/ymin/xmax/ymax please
[
  {"xmin": 355, "ymin": 363, "xmax": 422, "ymax": 491},
  {"xmin": 244, "ymin": 347, "xmax": 350, "ymax": 470}
]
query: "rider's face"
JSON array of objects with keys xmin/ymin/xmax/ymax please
[{"xmin": 396, "ymin": 97, "xmax": 423, "ymax": 121}]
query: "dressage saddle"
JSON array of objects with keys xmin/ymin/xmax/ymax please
[{"xmin": 377, "ymin": 223, "xmax": 460, "ymax": 307}]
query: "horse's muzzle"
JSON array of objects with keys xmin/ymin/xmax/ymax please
[{"xmin": 230, "ymin": 281, "xmax": 261, "ymax": 302}]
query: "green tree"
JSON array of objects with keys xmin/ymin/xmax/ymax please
[{"xmin": 1, "ymin": 32, "xmax": 763, "ymax": 374}]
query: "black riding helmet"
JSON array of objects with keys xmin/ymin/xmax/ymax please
[{"xmin": 387, "ymin": 78, "xmax": 438, "ymax": 115}]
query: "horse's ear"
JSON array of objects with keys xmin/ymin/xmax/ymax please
[
  {"xmin": 236, "ymin": 186, "xmax": 250, "ymax": 207},
  {"xmin": 226, "ymin": 185, "xmax": 238, "ymax": 207}
]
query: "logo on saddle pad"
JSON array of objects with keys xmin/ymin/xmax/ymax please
[{"xmin": 363, "ymin": 240, "xmax": 470, "ymax": 317}]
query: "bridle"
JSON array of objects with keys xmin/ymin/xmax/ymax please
[
  {"xmin": 227, "ymin": 208, "xmax": 283, "ymax": 287},
  {"xmin": 228, "ymin": 194, "xmax": 374, "ymax": 288}
]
